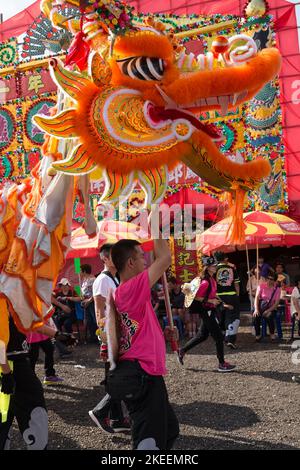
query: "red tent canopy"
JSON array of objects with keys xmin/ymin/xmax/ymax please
[
  {"xmin": 163, "ymin": 188, "xmax": 219, "ymax": 221},
  {"xmin": 0, "ymin": 1, "xmax": 41, "ymax": 41}
]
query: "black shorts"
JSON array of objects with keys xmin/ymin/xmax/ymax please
[
  {"xmin": 189, "ymin": 300, "xmax": 203, "ymax": 314},
  {"xmin": 107, "ymin": 360, "xmax": 179, "ymax": 450}
]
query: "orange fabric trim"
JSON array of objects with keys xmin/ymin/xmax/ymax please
[
  {"xmin": 227, "ymin": 187, "xmax": 247, "ymax": 245},
  {"xmin": 113, "ymin": 32, "xmax": 174, "ymax": 60}
]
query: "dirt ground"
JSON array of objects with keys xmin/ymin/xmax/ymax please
[{"xmin": 9, "ymin": 325, "xmax": 300, "ymax": 450}]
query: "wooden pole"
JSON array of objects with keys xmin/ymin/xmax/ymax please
[
  {"xmin": 161, "ymin": 272, "xmax": 178, "ymax": 353},
  {"xmin": 256, "ymin": 242, "xmax": 259, "ymax": 286},
  {"xmin": 245, "ymin": 244, "xmax": 253, "ymax": 310},
  {"xmin": 162, "ymin": 272, "xmax": 174, "ymax": 329}
]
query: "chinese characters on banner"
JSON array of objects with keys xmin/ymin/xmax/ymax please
[{"xmin": 171, "ymin": 235, "xmax": 201, "ymax": 284}]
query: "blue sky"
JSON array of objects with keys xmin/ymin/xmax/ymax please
[{"xmin": 1, "ymin": 0, "xmax": 35, "ymax": 21}]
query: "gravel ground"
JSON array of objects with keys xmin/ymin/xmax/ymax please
[{"xmin": 9, "ymin": 325, "xmax": 300, "ymax": 450}]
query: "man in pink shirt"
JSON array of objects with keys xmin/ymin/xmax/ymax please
[{"xmin": 107, "ymin": 232, "xmax": 179, "ymax": 450}]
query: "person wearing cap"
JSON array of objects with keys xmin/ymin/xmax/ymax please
[
  {"xmin": 178, "ymin": 256, "xmax": 236, "ymax": 372},
  {"xmin": 51, "ymin": 278, "xmax": 80, "ymax": 334},
  {"xmin": 215, "ymin": 252, "xmax": 240, "ymax": 349}
]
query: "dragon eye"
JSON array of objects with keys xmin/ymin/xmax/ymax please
[{"xmin": 117, "ymin": 57, "xmax": 165, "ymax": 81}]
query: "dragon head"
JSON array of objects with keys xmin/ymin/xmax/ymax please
[{"xmin": 36, "ymin": 0, "xmax": 281, "ymax": 210}]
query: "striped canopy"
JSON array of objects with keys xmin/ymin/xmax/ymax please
[
  {"xmin": 67, "ymin": 220, "xmax": 153, "ymax": 258},
  {"xmin": 198, "ymin": 211, "xmax": 300, "ymax": 255}
]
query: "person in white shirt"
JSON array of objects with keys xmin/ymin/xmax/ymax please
[
  {"xmin": 89, "ymin": 244, "xmax": 129, "ymax": 434},
  {"xmin": 92, "ymin": 247, "xmax": 119, "ymax": 327},
  {"xmin": 291, "ymin": 276, "xmax": 300, "ymax": 339}
]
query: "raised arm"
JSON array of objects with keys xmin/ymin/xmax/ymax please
[
  {"xmin": 253, "ymin": 286, "xmax": 261, "ymax": 316},
  {"xmin": 148, "ymin": 239, "xmax": 171, "ymax": 288}
]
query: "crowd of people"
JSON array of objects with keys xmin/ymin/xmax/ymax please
[{"xmin": 1, "ymin": 217, "xmax": 300, "ymax": 450}]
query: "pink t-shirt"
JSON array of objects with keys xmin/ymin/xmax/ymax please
[
  {"xmin": 26, "ymin": 318, "xmax": 56, "ymax": 344},
  {"xmin": 114, "ymin": 270, "xmax": 167, "ymax": 376},
  {"xmin": 27, "ymin": 331, "xmax": 49, "ymax": 344},
  {"xmin": 196, "ymin": 278, "xmax": 217, "ymax": 307},
  {"xmin": 257, "ymin": 283, "xmax": 281, "ymax": 304}
]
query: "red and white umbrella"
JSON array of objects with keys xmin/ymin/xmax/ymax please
[
  {"xmin": 197, "ymin": 211, "xmax": 300, "ymax": 255},
  {"xmin": 67, "ymin": 219, "xmax": 153, "ymax": 259}
]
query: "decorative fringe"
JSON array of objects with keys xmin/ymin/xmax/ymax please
[
  {"xmin": 227, "ymin": 186, "xmax": 246, "ymax": 245},
  {"xmin": 114, "ymin": 32, "xmax": 173, "ymax": 61}
]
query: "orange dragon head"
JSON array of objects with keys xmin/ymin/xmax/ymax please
[{"xmin": 36, "ymin": 0, "xmax": 281, "ymax": 210}]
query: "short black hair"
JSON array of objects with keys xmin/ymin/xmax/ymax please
[
  {"xmin": 111, "ymin": 239, "xmax": 141, "ymax": 273},
  {"xmin": 294, "ymin": 275, "xmax": 300, "ymax": 285},
  {"xmin": 215, "ymin": 251, "xmax": 227, "ymax": 262},
  {"xmin": 81, "ymin": 264, "xmax": 92, "ymax": 274},
  {"xmin": 99, "ymin": 243, "xmax": 114, "ymax": 260},
  {"xmin": 168, "ymin": 277, "xmax": 177, "ymax": 285},
  {"xmin": 267, "ymin": 270, "xmax": 278, "ymax": 281}
]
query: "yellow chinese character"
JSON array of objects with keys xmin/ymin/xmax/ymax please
[
  {"xmin": 177, "ymin": 252, "xmax": 195, "ymax": 267},
  {"xmin": 176, "ymin": 236, "xmax": 186, "ymax": 249},
  {"xmin": 179, "ymin": 269, "xmax": 195, "ymax": 283},
  {"xmin": 28, "ymin": 74, "xmax": 44, "ymax": 94}
]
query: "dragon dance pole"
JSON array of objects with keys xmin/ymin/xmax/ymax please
[
  {"xmin": 161, "ymin": 272, "xmax": 179, "ymax": 353},
  {"xmin": 245, "ymin": 244, "xmax": 253, "ymax": 310}
]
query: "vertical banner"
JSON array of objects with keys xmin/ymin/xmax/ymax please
[{"xmin": 169, "ymin": 235, "xmax": 201, "ymax": 284}]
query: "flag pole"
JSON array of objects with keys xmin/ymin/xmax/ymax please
[
  {"xmin": 161, "ymin": 272, "xmax": 179, "ymax": 353},
  {"xmin": 245, "ymin": 243, "xmax": 253, "ymax": 310}
]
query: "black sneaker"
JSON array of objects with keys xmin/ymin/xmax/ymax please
[
  {"xmin": 59, "ymin": 351, "xmax": 72, "ymax": 358},
  {"xmin": 177, "ymin": 349, "xmax": 185, "ymax": 366},
  {"xmin": 218, "ymin": 361, "xmax": 236, "ymax": 372},
  {"xmin": 88, "ymin": 410, "xmax": 114, "ymax": 434},
  {"xmin": 111, "ymin": 418, "xmax": 131, "ymax": 433}
]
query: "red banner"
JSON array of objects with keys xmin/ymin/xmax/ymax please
[
  {"xmin": 22, "ymin": 70, "xmax": 57, "ymax": 98},
  {"xmin": 172, "ymin": 236, "xmax": 200, "ymax": 284}
]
